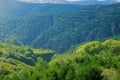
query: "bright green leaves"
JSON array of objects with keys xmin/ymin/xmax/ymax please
[
  {"xmin": 75, "ymin": 39, "xmax": 120, "ymax": 56},
  {"xmin": 76, "ymin": 41, "xmax": 101, "ymax": 55},
  {"xmin": 0, "ymin": 39, "xmax": 120, "ymax": 80},
  {"xmin": 102, "ymin": 39, "xmax": 120, "ymax": 55}
]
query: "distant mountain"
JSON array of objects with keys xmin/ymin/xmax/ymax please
[
  {"xmin": 71, "ymin": 0, "xmax": 118, "ymax": 5},
  {"xmin": 1, "ymin": 3, "xmax": 120, "ymax": 53},
  {"xmin": 18, "ymin": 0, "xmax": 119, "ymax": 5},
  {"xmin": 0, "ymin": 1, "xmax": 120, "ymax": 79},
  {"xmin": 0, "ymin": 0, "xmax": 119, "ymax": 19},
  {"xmin": 19, "ymin": 0, "xmax": 68, "ymax": 3},
  {"xmin": 0, "ymin": 0, "xmax": 82, "ymax": 19}
]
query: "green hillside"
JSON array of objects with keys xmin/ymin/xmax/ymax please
[
  {"xmin": 1, "ymin": 3, "xmax": 120, "ymax": 53},
  {"xmin": 0, "ymin": 42, "xmax": 54, "ymax": 78},
  {"xmin": 0, "ymin": 1, "xmax": 120, "ymax": 80},
  {"xmin": 0, "ymin": 39, "xmax": 120, "ymax": 80}
]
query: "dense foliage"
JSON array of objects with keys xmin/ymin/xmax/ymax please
[
  {"xmin": 0, "ymin": 39, "xmax": 120, "ymax": 80},
  {"xmin": 0, "ymin": 42, "xmax": 54, "ymax": 78},
  {"xmin": 0, "ymin": 2, "xmax": 120, "ymax": 80}
]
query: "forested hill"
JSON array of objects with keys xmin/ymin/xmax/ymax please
[
  {"xmin": 0, "ymin": 3, "xmax": 120, "ymax": 53},
  {"xmin": 0, "ymin": 42, "xmax": 55, "ymax": 79},
  {"xmin": 0, "ymin": 0, "xmax": 120, "ymax": 79},
  {"xmin": 1, "ymin": 39, "xmax": 120, "ymax": 80}
]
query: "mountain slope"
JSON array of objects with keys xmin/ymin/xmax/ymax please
[
  {"xmin": 0, "ymin": 42, "xmax": 55, "ymax": 79},
  {"xmin": 18, "ymin": 0, "xmax": 119, "ymax": 5},
  {"xmin": 7, "ymin": 3, "xmax": 120, "ymax": 53},
  {"xmin": 71, "ymin": 0, "xmax": 118, "ymax": 5},
  {"xmin": 31, "ymin": 3, "xmax": 120, "ymax": 53},
  {"xmin": 0, "ymin": 0, "xmax": 83, "ymax": 19},
  {"xmin": 0, "ymin": 3, "xmax": 120, "ymax": 53},
  {"xmin": 0, "ymin": 42, "xmax": 54, "ymax": 65},
  {"xmin": 19, "ymin": 0, "xmax": 68, "ymax": 3}
]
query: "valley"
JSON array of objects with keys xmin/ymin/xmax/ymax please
[{"xmin": 0, "ymin": 0, "xmax": 120, "ymax": 80}]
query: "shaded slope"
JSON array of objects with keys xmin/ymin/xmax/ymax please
[
  {"xmin": 0, "ymin": 42, "xmax": 55, "ymax": 66},
  {"xmin": 31, "ymin": 3, "xmax": 120, "ymax": 53},
  {"xmin": 1, "ymin": 3, "xmax": 120, "ymax": 53}
]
